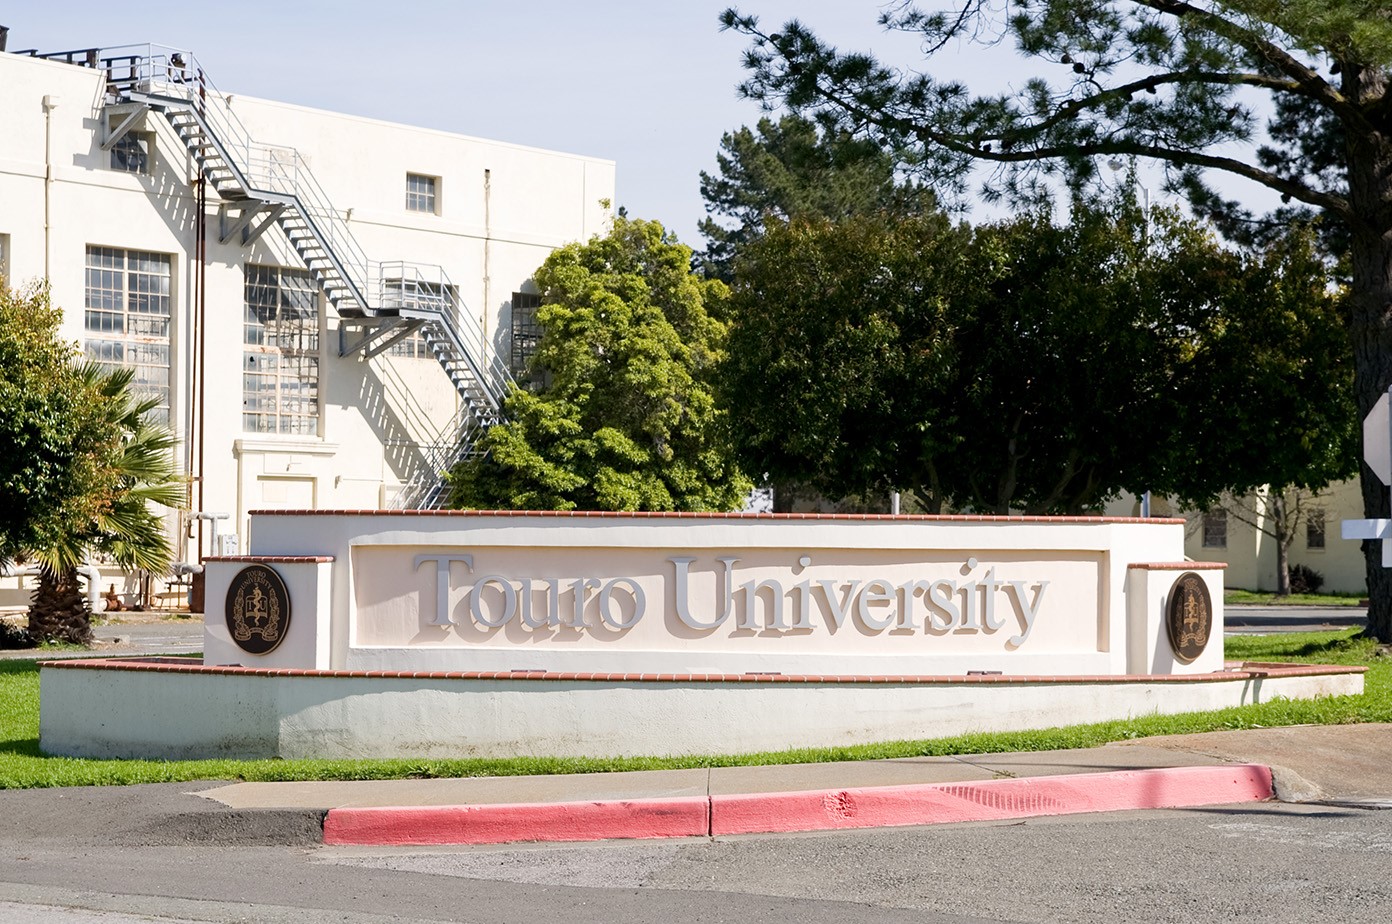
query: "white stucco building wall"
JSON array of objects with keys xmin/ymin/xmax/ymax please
[
  {"xmin": 0, "ymin": 46, "xmax": 615, "ymax": 589},
  {"xmin": 1109, "ymin": 480, "xmax": 1369, "ymax": 595}
]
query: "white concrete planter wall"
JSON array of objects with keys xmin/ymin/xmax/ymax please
[{"xmin": 39, "ymin": 659, "xmax": 1364, "ymax": 760}]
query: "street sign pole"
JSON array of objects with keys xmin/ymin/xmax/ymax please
[{"xmin": 1343, "ymin": 384, "xmax": 1392, "ymax": 566}]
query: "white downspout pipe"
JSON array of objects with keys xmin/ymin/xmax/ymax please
[{"xmin": 42, "ymin": 95, "xmax": 59, "ymax": 278}]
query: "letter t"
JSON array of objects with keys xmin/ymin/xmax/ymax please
[{"xmin": 413, "ymin": 554, "xmax": 474, "ymax": 626}]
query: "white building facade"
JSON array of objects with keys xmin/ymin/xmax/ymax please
[
  {"xmin": 1108, "ymin": 482, "xmax": 1368, "ymax": 595},
  {"xmin": 0, "ymin": 44, "xmax": 614, "ymax": 593}
]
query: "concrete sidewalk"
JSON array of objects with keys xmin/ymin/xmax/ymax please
[{"xmin": 191, "ymin": 724, "xmax": 1392, "ymax": 846}]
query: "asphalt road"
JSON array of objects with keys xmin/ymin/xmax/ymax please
[
  {"xmin": 0, "ymin": 792, "xmax": 1388, "ymax": 923},
  {"xmin": 91, "ymin": 619, "xmax": 203, "ymax": 655},
  {"xmin": 1223, "ymin": 605, "xmax": 1367, "ymax": 634}
]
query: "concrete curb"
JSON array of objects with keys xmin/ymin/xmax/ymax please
[{"xmin": 322, "ymin": 764, "xmax": 1274, "ymax": 846}]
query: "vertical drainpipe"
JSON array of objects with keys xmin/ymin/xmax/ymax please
[
  {"xmin": 196, "ymin": 70, "xmax": 209, "ymax": 562},
  {"xmin": 42, "ymin": 95, "xmax": 58, "ymax": 278},
  {"xmin": 483, "ymin": 168, "xmax": 492, "ymax": 363}
]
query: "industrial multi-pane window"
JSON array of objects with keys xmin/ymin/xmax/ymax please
[
  {"xmin": 83, "ymin": 246, "xmax": 172, "ymax": 424},
  {"xmin": 1307, "ymin": 508, "xmax": 1326, "ymax": 550},
  {"xmin": 382, "ymin": 278, "xmax": 452, "ymax": 358},
  {"xmin": 243, "ymin": 265, "xmax": 320, "ymax": 435},
  {"xmin": 510, "ymin": 291, "xmax": 543, "ymax": 375},
  {"xmin": 109, "ymin": 131, "xmax": 150, "ymax": 174},
  {"xmin": 406, "ymin": 173, "xmax": 438, "ymax": 214}
]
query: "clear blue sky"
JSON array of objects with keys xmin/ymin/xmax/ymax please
[{"xmin": 4, "ymin": 2, "xmax": 1266, "ymax": 248}]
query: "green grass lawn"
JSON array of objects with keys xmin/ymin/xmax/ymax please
[
  {"xmin": 1224, "ymin": 588, "xmax": 1366, "ymax": 606},
  {"xmin": 1, "ymin": 630, "xmax": 1387, "ymax": 789}
]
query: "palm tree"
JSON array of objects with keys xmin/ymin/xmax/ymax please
[{"xmin": 26, "ymin": 364, "xmax": 185, "ymax": 645}]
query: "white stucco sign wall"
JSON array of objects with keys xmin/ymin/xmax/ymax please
[{"xmin": 204, "ymin": 511, "xmax": 1225, "ymax": 677}]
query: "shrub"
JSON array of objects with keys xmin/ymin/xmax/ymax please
[
  {"xmin": 1288, "ymin": 563, "xmax": 1325, "ymax": 595},
  {"xmin": 0, "ymin": 620, "xmax": 35, "ymax": 649}
]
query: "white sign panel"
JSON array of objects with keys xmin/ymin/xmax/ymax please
[
  {"xmin": 351, "ymin": 546, "xmax": 1093, "ymax": 659},
  {"xmin": 1365, "ymin": 391, "xmax": 1392, "ymax": 485}
]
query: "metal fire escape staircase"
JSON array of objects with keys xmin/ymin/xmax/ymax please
[{"xmin": 95, "ymin": 45, "xmax": 511, "ymax": 509}]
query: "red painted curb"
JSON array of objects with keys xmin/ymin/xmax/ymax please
[
  {"xmin": 710, "ymin": 765, "xmax": 1274, "ymax": 836},
  {"xmin": 323, "ymin": 796, "xmax": 710, "ymax": 846},
  {"xmin": 319, "ymin": 765, "xmax": 1273, "ymax": 846}
]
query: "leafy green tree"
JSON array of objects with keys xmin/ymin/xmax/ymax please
[
  {"xmin": 724, "ymin": 198, "xmax": 1353, "ymax": 517},
  {"xmin": 26, "ymin": 365, "xmax": 184, "ymax": 645},
  {"xmin": 699, "ymin": 114, "xmax": 935, "ymax": 281},
  {"xmin": 0, "ymin": 283, "xmax": 183, "ymax": 645},
  {"xmin": 721, "ymin": 211, "xmax": 966, "ymax": 511},
  {"xmin": 721, "ymin": 2, "xmax": 1392, "ymax": 639},
  {"xmin": 0, "ymin": 284, "xmax": 114, "ymax": 569},
  {"xmin": 449, "ymin": 217, "xmax": 751, "ymax": 512}
]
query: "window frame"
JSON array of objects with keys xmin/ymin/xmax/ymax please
[
  {"xmin": 405, "ymin": 173, "xmax": 439, "ymax": 215},
  {"xmin": 108, "ymin": 120, "xmax": 153, "ymax": 175},
  {"xmin": 510, "ymin": 291, "xmax": 543, "ymax": 376},
  {"xmin": 83, "ymin": 246, "xmax": 173, "ymax": 424},
  {"xmin": 381, "ymin": 277, "xmax": 453, "ymax": 359},
  {"xmin": 242, "ymin": 264, "xmax": 322, "ymax": 436},
  {"xmin": 1306, "ymin": 508, "xmax": 1327, "ymax": 551},
  {"xmin": 1201, "ymin": 509, "xmax": 1228, "ymax": 549}
]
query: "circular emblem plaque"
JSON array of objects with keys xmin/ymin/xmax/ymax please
[
  {"xmin": 1166, "ymin": 571, "xmax": 1212, "ymax": 664},
  {"xmin": 224, "ymin": 564, "xmax": 291, "ymax": 655}
]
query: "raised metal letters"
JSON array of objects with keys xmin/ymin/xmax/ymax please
[{"xmin": 414, "ymin": 552, "xmax": 1051, "ymax": 648}]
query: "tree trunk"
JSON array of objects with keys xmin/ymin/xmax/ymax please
[
  {"xmin": 1343, "ymin": 63, "xmax": 1392, "ymax": 642},
  {"xmin": 26, "ymin": 566, "xmax": 93, "ymax": 646},
  {"xmin": 1346, "ymin": 199, "xmax": 1392, "ymax": 641},
  {"xmin": 1271, "ymin": 492, "xmax": 1292, "ymax": 596}
]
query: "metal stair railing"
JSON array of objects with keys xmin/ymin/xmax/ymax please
[
  {"xmin": 394, "ymin": 402, "xmax": 492, "ymax": 509},
  {"xmin": 85, "ymin": 44, "xmax": 515, "ymax": 504},
  {"xmin": 374, "ymin": 262, "xmax": 513, "ymax": 413},
  {"xmin": 100, "ymin": 45, "xmax": 376, "ymax": 316}
]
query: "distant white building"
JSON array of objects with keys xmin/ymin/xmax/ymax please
[
  {"xmin": 1106, "ymin": 481, "xmax": 1368, "ymax": 596},
  {"xmin": 0, "ymin": 43, "xmax": 613, "ymax": 602}
]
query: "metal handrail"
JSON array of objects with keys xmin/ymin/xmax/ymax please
[
  {"xmin": 374, "ymin": 261, "xmax": 515, "ymax": 410},
  {"xmin": 95, "ymin": 45, "xmax": 512, "ymax": 399},
  {"xmin": 97, "ymin": 45, "xmax": 375, "ymax": 312}
]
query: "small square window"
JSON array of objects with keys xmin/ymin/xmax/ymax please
[
  {"xmin": 1202, "ymin": 509, "xmax": 1227, "ymax": 549},
  {"xmin": 406, "ymin": 173, "xmax": 438, "ymax": 214},
  {"xmin": 1307, "ymin": 508, "xmax": 1326, "ymax": 550},
  {"xmin": 110, "ymin": 132, "xmax": 150, "ymax": 174}
]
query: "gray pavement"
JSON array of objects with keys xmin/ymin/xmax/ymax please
[
  {"xmin": 2, "ymin": 725, "xmax": 1391, "ymax": 923},
  {"xmin": 91, "ymin": 618, "xmax": 203, "ymax": 655},
  {"xmin": 0, "ymin": 726, "xmax": 1381, "ymax": 847},
  {"xmin": 0, "ymin": 725, "xmax": 1389, "ymax": 923},
  {"xmin": 0, "ymin": 614, "xmax": 204, "ymax": 660},
  {"xmin": 1223, "ymin": 603, "xmax": 1367, "ymax": 634},
  {"xmin": 198, "ymin": 744, "xmax": 1234, "ymax": 813},
  {"xmin": 191, "ymin": 724, "xmax": 1392, "ymax": 819}
]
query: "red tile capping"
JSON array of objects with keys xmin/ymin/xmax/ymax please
[
  {"xmin": 245, "ymin": 508, "xmax": 1185, "ymax": 525},
  {"xmin": 38, "ymin": 658, "xmax": 1363, "ymax": 684},
  {"xmin": 1128, "ymin": 561, "xmax": 1228, "ymax": 570},
  {"xmin": 203, "ymin": 556, "xmax": 334, "ymax": 563}
]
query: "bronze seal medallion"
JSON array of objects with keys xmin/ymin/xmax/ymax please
[
  {"xmin": 1166, "ymin": 571, "xmax": 1212, "ymax": 664},
  {"xmin": 225, "ymin": 564, "xmax": 291, "ymax": 655}
]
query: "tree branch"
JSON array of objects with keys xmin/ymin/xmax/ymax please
[
  {"xmin": 810, "ymin": 84, "xmax": 1357, "ymax": 221},
  {"xmin": 1133, "ymin": 0, "xmax": 1370, "ymax": 132},
  {"xmin": 1011, "ymin": 70, "xmax": 1302, "ymax": 143}
]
